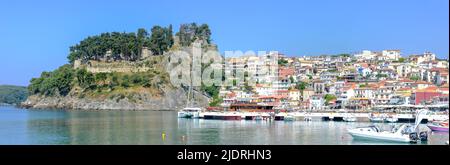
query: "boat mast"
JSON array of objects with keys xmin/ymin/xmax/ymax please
[{"xmin": 186, "ymin": 51, "xmax": 193, "ymax": 108}]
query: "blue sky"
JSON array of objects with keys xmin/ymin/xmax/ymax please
[{"xmin": 0, "ymin": 0, "xmax": 448, "ymax": 86}]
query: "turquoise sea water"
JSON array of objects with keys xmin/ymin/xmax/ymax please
[{"xmin": 0, "ymin": 106, "xmax": 447, "ymax": 145}]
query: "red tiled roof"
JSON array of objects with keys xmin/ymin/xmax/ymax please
[
  {"xmin": 415, "ymin": 81, "xmax": 431, "ymax": 84},
  {"xmin": 398, "ymin": 87, "xmax": 411, "ymax": 91}
]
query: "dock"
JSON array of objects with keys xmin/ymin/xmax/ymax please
[{"xmin": 197, "ymin": 111, "xmax": 448, "ymax": 122}]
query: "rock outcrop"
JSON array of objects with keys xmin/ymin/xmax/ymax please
[{"xmin": 22, "ymin": 87, "xmax": 210, "ymax": 111}]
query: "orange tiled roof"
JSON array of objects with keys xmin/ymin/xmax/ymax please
[{"xmin": 415, "ymin": 80, "xmax": 431, "ymax": 84}]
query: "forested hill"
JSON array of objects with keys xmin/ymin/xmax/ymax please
[
  {"xmin": 0, "ymin": 85, "xmax": 28, "ymax": 105},
  {"xmin": 23, "ymin": 23, "xmax": 217, "ymax": 110}
]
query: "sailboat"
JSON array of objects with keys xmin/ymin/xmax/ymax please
[
  {"xmin": 178, "ymin": 44, "xmax": 202, "ymax": 118},
  {"xmin": 177, "ymin": 82, "xmax": 202, "ymax": 118}
]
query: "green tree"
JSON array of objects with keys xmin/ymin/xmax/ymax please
[
  {"xmin": 150, "ymin": 26, "xmax": 173, "ymax": 55},
  {"xmin": 76, "ymin": 69, "xmax": 94, "ymax": 89},
  {"xmin": 410, "ymin": 75, "xmax": 420, "ymax": 81},
  {"xmin": 176, "ymin": 23, "xmax": 211, "ymax": 46},
  {"xmin": 109, "ymin": 72, "xmax": 120, "ymax": 89},
  {"xmin": 95, "ymin": 73, "xmax": 107, "ymax": 85},
  {"xmin": 296, "ymin": 81, "xmax": 308, "ymax": 91},
  {"xmin": 28, "ymin": 65, "xmax": 74, "ymax": 96},
  {"xmin": 278, "ymin": 59, "xmax": 288, "ymax": 66},
  {"xmin": 121, "ymin": 75, "xmax": 131, "ymax": 88},
  {"xmin": 289, "ymin": 76, "xmax": 295, "ymax": 83},
  {"xmin": 324, "ymin": 94, "xmax": 337, "ymax": 104}
]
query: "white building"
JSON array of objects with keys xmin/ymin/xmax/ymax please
[
  {"xmin": 354, "ymin": 50, "xmax": 377, "ymax": 60},
  {"xmin": 382, "ymin": 50, "xmax": 401, "ymax": 61}
]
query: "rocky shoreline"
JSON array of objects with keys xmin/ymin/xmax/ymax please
[{"xmin": 21, "ymin": 88, "xmax": 210, "ymax": 111}]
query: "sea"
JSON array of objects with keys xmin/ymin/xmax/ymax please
[{"xmin": 0, "ymin": 106, "xmax": 447, "ymax": 145}]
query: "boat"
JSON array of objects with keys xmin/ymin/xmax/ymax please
[
  {"xmin": 343, "ymin": 116, "xmax": 357, "ymax": 122},
  {"xmin": 368, "ymin": 113, "xmax": 385, "ymax": 122},
  {"xmin": 284, "ymin": 115, "xmax": 295, "ymax": 121},
  {"xmin": 178, "ymin": 107, "xmax": 202, "ymax": 118},
  {"xmin": 348, "ymin": 124, "xmax": 419, "ymax": 142},
  {"xmin": 203, "ymin": 112, "xmax": 242, "ymax": 120},
  {"xmin": 427, "ymin": 120, "xmax": 449, "ymax": 132},
  {"xmin": 348, "ymin": 109, "xmax": 429, "ymax": 143},
  {"xmin": 343, "ymin": 113, "xmax": 357, "ymax": 122},
  {"xmin": 328, "ymin": 116, "xmax": 334, "ymax": 121},
  {"xmin": 177, "ymin": 62, "xmax": 202, "ymax": 119},
  {"xmin": 385, "ymin": 116, "xmax": 398, "ymax": 123}
]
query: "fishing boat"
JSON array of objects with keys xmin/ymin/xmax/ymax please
[
  {"xmin": 348, "ymin": 109, "xmax": 429, "ymax": 143},
  {"xmin": 427, "ymin": 120, "xmax": 449, "ymax": 132}
]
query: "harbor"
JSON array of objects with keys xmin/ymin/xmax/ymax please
[
  {"xmin": 179, "ymin": 103, "xmax": 449, "ymax": 123},
  {"xmin": 194, "ymin": 110, "xmax": 448, "ymax": 122}
]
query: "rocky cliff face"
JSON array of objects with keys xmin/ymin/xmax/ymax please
[{"xmin": 22, "ymin": 87, "xmax": 210, "ymax": 111}]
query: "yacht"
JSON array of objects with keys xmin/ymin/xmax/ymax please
[{"xmin": 348, "ymin": 109, "xmax": 429, "ymax": 143}]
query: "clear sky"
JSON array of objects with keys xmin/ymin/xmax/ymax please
[{"xmin": 0, "ymin": 0, "xmax": 448, "ymax": 86}]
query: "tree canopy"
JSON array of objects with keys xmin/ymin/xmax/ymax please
[
  {"xmin": 68, "ymin": 25, "xmax": 177, "ymax": 63},
  {"xmin": 67, "ymin": 23, "xmax": 211, "ymax": 64},
  {"xmin": 0, "ymin": 85, "xmax": 28, "ymax": 105},
  {"xmin": 176, "ymin": 23, "xmax": 211, "ymax": 47}
]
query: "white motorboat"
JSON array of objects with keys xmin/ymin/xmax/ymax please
[
  {"xmin": 385, "ymin": 116, "xmax": 398, "ymax": 123},
  {"xmin": 348, "ymin": 109, "xmax": 429, "ymax": 143},
  {"xmin": 284, "ymin": 115, "xmax": 295, "ymax": 121},
  {"xmin": 178, "ymin": 107, "xmax": 202, "ymax": 118},
  {"xmin": 343, "ymin": 113, "xmax": 357, "ymax": 122},
  {"xmin": 343, "ymin": 116, "xmax": 357, "ymax": 122},
  {"xmin": 368, "ymin": 113, "xmax": 385, "ymax": 122},
  {"xmin": 348, "ymin": 124, "xmax": 417, "ymax": 142}
]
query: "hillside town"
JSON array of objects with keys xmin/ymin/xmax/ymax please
[{"xmin": 215, "ymin": 50, "xmax": 449, "ymax": 113}]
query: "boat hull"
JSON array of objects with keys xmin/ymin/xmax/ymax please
[
  {"xmin": 203, "ymin": 115, "xmax": 241, "ymax": 120},
  {"xmin": 369, "ymin": 118, "xmax": 385, "ymax": 122},
  {"xmin": 385, "ymin": 118, "xmax": 398, "ymax": 123},
  {"xmin": 343, "ymin": 117, "xmax": 357, "ymax": 122},
  {"xmin": 348, "ymin": 129, "xmax": 412, "ymax": 143},
  {"xmin": 427, "ymin": 125, "xmax": 449, "ymax": 132}
]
